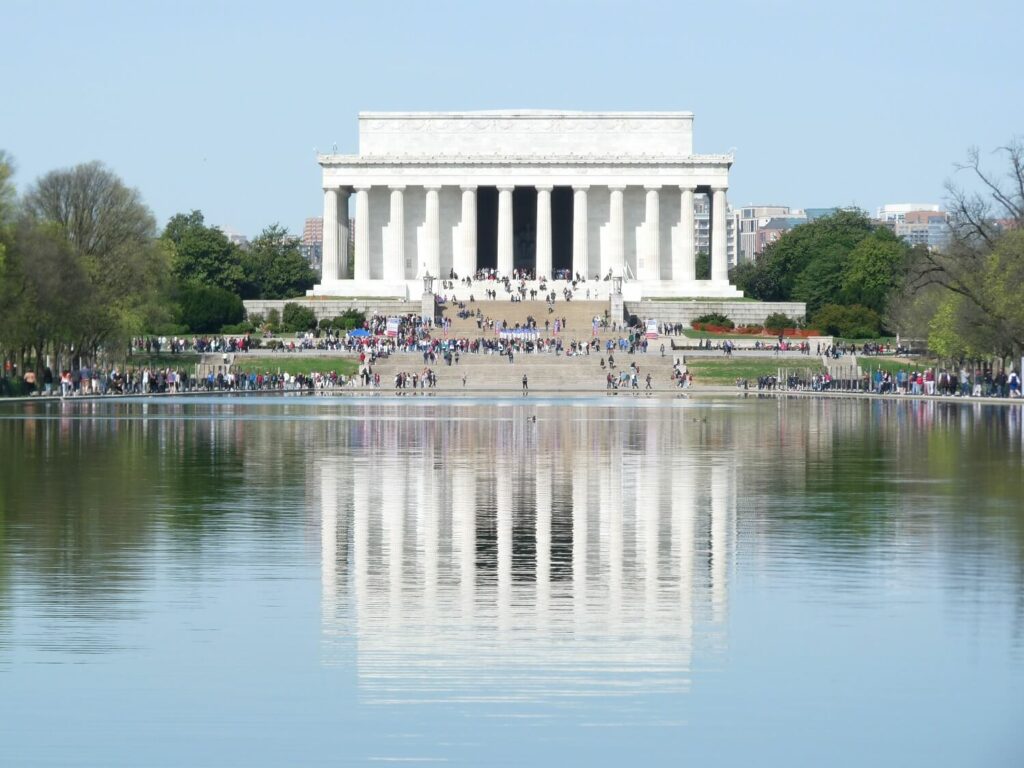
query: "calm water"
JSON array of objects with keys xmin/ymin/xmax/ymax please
[{"xmin": 0, "ymin": 395, "xmax": 1022, "ymax": 767}]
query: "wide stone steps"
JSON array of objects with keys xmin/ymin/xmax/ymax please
[
  {"xmin": 366, "ymin": 352, "xmax": 679, "ymax": 390},
  {"xmin": 437, "ymin": 300, "xmax": 610, "ymax": 338}
]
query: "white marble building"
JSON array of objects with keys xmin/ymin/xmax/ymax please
[{"xmin": 313, "ymin": 111, "xmax": 742, "ymax": 299}]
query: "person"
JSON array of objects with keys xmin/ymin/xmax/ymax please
[
  {"xmin": 462, "ymin": 372, "xmax": 467, "ymax": 387},
  {"xmin": 645, "ymin": 372, "xmax": 652, "ymax": 390},
  {"xmin": 522, "ymin": 373, "xmax": 528, "ymax": 393}
]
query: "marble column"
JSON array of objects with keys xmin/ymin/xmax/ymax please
[
  {"xmin": 535, "ymin": 186, "xmax": 552, "ymax": 280},
  {"xmin": 497, "ymin": 186, "xmax": 514, "ymax": 276},
  {"xmin": 642, "ymin": 185, "xmax": 661, "ymax": 281},
  {"xmin": 423, "ymin": 185, "xmax": 441, "ymax": 279},
  {"xmin": 677, "ymin": 186, "xmax": 696, "ymax": 283},
  {"xmin": 322, "ymin": 187, "xmax": 339, "ymax": 282},
  {"xmin": 572, "ymin": 186, "xmax": 589, "ymax": 280},
  {"xmin": 354, "ymin": 186, "xmax": 371, "ymax": 281},
  {"xmin": 460, "ymin": 185, "xmax": 477, "ymax": 279},
  {"xmin": 711, "ymin": 186, "xmax": 729, "ymax": 283},
  {"xmin": 387, "ymin": 185, "xmax": 406, "ymax": 283},
  {"xmin": 337, "ymin": 189, "xmax": 350, "ymax": 280},
  {"xmin": 609, "ymin": 185, "xmax": 625, "ymax": 278}
]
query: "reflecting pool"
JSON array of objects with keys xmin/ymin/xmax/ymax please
[{"xmin": 0, "ymin": 396, "xmax": 1022, "ymax": 766}]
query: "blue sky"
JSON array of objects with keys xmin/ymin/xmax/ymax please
[{"xmin": 4, "ymin": 0, "xmax": 1021, "ymax": 236}]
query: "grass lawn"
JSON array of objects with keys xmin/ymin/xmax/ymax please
[
  {"xmin": 232, "ymin": 356, "xmax": 360, "ymax": 377},
  {"xmin": 686, "ymin": 358, "xmax": 825, "ymax": 384}
]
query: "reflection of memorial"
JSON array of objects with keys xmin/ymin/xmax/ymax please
[{"xmin": 319, "ymin": 407, "xmax": 737, "ymax": 709}]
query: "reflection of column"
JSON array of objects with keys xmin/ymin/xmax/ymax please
[
  {"xmin": 535, "ymin": 456, "xmax": 552, "ymax": 622},
  {"xmin": 496, "ymin": 469, "xmax": 512, "ymax": 631},
  {"xmin": 353, "ymin": 462, "xmax": 370, "ymax": 635},
  {"xmin": 385, "ymin": 468, "xmax": 405, "ymax": 625},
  {"xmin": 572, "ymin": 460, "xmax": 589, "ymax": 625},
  {"xmin": 711, "ymin": 463, "xmax": 728, "ymax": 623},
  {"xmin": 672, "ymin": 453, "xmax": 695, "ymax": 656},
  {"xmin": 321, "ymin": 462, "xmax": 338, "ymax": 632},
  {"xmin": 454, "ymin": 465, "xmax": 476, "ymax": 620},
  {"xmin": 638, "ymin": 423, "xmax": 660, "ymax": 620},
  {"xmin": 497, "ymin": 186, "xmax": 514, "ymax": 276},
  {"xmin": 535, "ymin": 186, "xmax": 552, "ymax": 280},
  {"xmin": 420, "ymin": 456, "xmax": 439, "ymax": 616},
  {"xmin": 354, "ymin": 186, "xmax": 371, "ymax": 281},
  {"xmin": 572, "ymin": 186, "xmax": 589, "ymax": 279},
  {"xmin": 608, "ymin": 437, "xmax": 623, "ymax": 625}
]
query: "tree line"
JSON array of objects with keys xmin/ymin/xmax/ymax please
[
  {"xmin": 729, "ymin": 138, "xmax": 1024, "ymax": 357},
  {"xmin": 0, "ymin": 155, "xmax": 318, "ymax": 382}
]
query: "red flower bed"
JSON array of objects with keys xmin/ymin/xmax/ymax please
[{"xmin": 691, "ymin": 323, "xmax": 822, "ymax": 338}]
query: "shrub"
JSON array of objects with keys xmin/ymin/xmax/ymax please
[
  {"xmin": 151, "ymin": 322, "xmax": 190, "ymax": 336},
  {"xmin": 737, "ymin": 324, "xmax": 763, "ymax": 334},
  {"xmin": 764, "ymin": 313, "xmax": 796, "ymax": 331},
  {"xmin": 246, "ymin": 312, "xmax": 265, "ymax": 326},
  {"xmin": 693, "ymin": 312, "xmax": 734, "ymax": 330},
  {"xmin": 330, "ymin": 309, "xmax": 366, "ymax": 331},
  {"xmin": 220, "ymin": 321, "xmax": 256, "ymax": 335},
  {"xmin": 177, "ymin": 284, "xmax": 244, "ymax": 333},
  {"xmin": 282, "ymin": 302, "xmax": 317, "ymax": 332},
  {"xmin": 812, "ymin": 303, "xmax": 882, "ymax": 338}
]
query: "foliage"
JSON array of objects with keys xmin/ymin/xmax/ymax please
[
  {"xmin": 693, "ymin": 312, "xmax": 734, "ymax": 329},
  {"xmin": 4, "ymin": 161, "xmax": 167, "ymax": 372},
  {"xmin": 163, "ymin": 210, "xmax": 244, "ymax": 294},
  {"xmin": 841, "ymin": 228, "xmax": 911, "ymax": 314},
  {"xmin": 813, "ymin": 303, "xmax": 882, "ymax": 339},
  {"xmin": 764, "ymin": 313, "xmax": 796, "ymax": 330},
  {"xmin": 176, "ymin": 284, "xmax": 244, "ymax": 333},
  {"xmin": 239, "ymin": 224, "xmax": 317, "ymax": 300},
  {"xmin": 281, "ymin": 302, "xmax": 317, "ymax": 332},
  {"xmin": 695, "ymin": 250, "xmax": 710, "ymax": 280},
  {"xmin": 220, "ymin": 321, "xmax": 256, "ymax": 335},
  {"xmin": 903, "ymin": 138, "xmax": 1024, "ymax": 357},
  {"xmin": 324, "ymin": 309, "xmax": 366, "ymax": 331}
]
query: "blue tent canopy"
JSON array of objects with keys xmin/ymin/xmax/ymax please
[{"xmin": 347, "ymin": 328, "xmax": 371, "ymax": 338}]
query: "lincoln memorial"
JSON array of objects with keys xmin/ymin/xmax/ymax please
[{"xmin": 312, "ymin": 110, "xmax": 743, "ymax": 300}]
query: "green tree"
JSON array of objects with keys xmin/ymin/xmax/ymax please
[
  {"xmin": 176, "ymin": 284, "xmax": 244, "ymax": 333},
  {"xmin": 240, "ymin": 224, "xmax": 317, "ymax": 299},
  {"xmin": 281, "ymin": 302, "xmax": 317, "ymax": 332},
  {"xmin": 758, "ymin": 209, "xmax": 874, "ymax": 302},
  {"xmin": 695, "ymin": 250, "xmax": 710, "ymax": 280},
  {"xmin": 841, "ymin": 228, "xmax": 911, "ymax": 314},
  {"xmin": 0, "ymin": 151, "xmax": 15, "ymax": 269},
  {"xmin": 906, "ymin": 138, "xmax": 1024, "ymax": 357},
  {"xmin": 812, "ymin": 303, "xmax": 882, "ymax": 338},
  {"xmin": 20, "ymin": 161, "xmax": 166, "ymax": 366},
  {"xmin": 163, "ymin": 210, "xmax": 244, "ymax": 293}
]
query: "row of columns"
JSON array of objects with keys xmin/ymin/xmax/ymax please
[{"xmin": 322, "ymin": 184, "xmax": 729, "ymax": 283}]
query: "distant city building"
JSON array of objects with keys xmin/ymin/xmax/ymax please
[
  {"xmin": 804, "ymin": 207, "xmax": 838, "ymax": 222},
  {"xmin": 876, "ymin": 203, "xmax": 941, "ymax": 223},
  {"xmin": 301, "ymin": 217, "xmax": 324, "ymax": 271},
  {"xmin": 736, "ymin": 205, "xmax": 807, "ymax": 261},
  {"xmin": 219, "ymin": 227, "xmax": 250, "ymax": 249},
  {"xmin": 694, "ymin": 194, "xmax": 738, "ymax": 269},
  {"xmin": 891, "ymin": 209, "xmax": 950, "ymax": 250}
]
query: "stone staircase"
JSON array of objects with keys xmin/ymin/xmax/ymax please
[
  {"xmin": 365, "ymin": 349, "xmax": 681, "ymax": 392},
  {"xmin": 437, "ymin": 300, "xmax": 612, "ymax": 338}
]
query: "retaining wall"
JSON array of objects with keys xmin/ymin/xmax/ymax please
[
  {"xmin": 243, "ymin": 298, "xmax": 416, "ymax": 321},
  {"xmin": 624, "ymin": 300, "xmax": 807, "ymax": 326}
]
